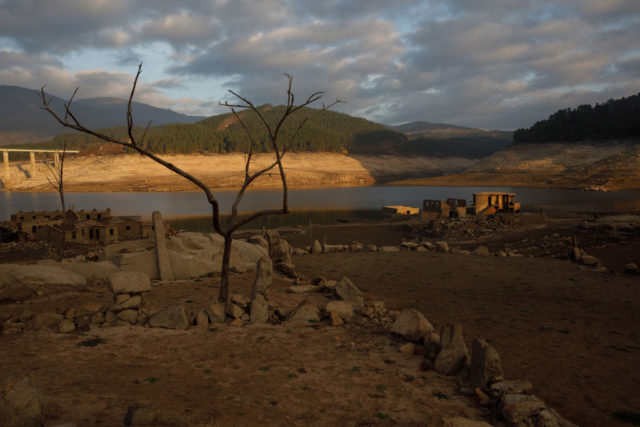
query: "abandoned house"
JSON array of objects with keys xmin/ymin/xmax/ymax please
[
  {"xmin": 421, "ymin": 200, "xmax": 450, "ymax": 220},
  {"xmin": 382, "ymin": 205, "xmax": 420, "ymax": 216},
  {"xmin": 9, "ymin": 208, "xmax": 149, "ymax": 244},
  {"xmin": 470, "ymin": 192, "xmax": 521, "ymax": 215}
]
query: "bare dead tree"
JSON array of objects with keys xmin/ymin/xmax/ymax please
[
  {"xmin": 44, "ymin": 140, "xmax": 68, "ymax": 214},
  {"xmin": 41, "ymin": 64, "xmax": 341, "ymax": 302}
]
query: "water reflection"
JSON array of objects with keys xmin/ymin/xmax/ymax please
[{"xmin": 2, "ymin": 186, "xmax": 640, "ymax": 221}]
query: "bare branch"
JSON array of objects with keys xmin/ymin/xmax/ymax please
[{"xmin": 127, "ymin": 64, "xmax": 143, "ymax": 146}]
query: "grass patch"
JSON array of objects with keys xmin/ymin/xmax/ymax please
[{"xmin": 144, "ymin": 377, "xmax": 158, "ymax": 383}]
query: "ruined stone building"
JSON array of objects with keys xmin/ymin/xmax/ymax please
[{"xmin": 8, "ymin": 208, "xmax": 151, "ymax": 245}]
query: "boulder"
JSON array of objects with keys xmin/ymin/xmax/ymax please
[
  {"xmin": 250, "ymin": 295, "xmax": 270, "ymax": 324},
  {"xmin": 335, "ymin": 277, "xmax": 364, "ymax": 310},
  {"xmin": 117, "ymin": 309, "xmax": 139, "ymax": 324},
  {"xmin": 26, "ymin": 312, "xmax": 64, "ymax": 331},
  {"xmin": 469, "ymin": 338, "xmax": 504, "ymax": 389},
  {"xmin": 270, "ymin": 239, "xmax": 291, "ymax": 263},
  {"xmin": 275, "ymin": 262, "xmax": 297, "ymax": 278},
  {"xmin": 423, "ymin": 241, "xmax": 435, "ymax": 251},
  {"xmin": 287, "ymin": 303, "xmax": 320, "ymax": 326},
  {"xmin": 434, "ymin": 324, "xmax": 469, "ymax": 375},
  {"xmin": 471, "ymin": 246, "xmax": 490, "ymax": 256},
  {"xmin": 390, "ymin": 309, "xmax": 434, "ymax": 342},
  {"xmin": 325, "ymin": 301, "xmax": 355, "ymax": 323},
  {"xmin": 149, "ymin": 305, "xmax": 189, "ymax": 330},
  {"xmin": 113, "ymin": 250, "xmax": 159, "ymax": 280},
  {"xmin": 109, "ymin": 271, "xmax": 151, "ymax": 294},
  {"xmin": 500, "ymin": 394, "xmax": 546, "ymax": 424},
  {"xmin": 112, "ymin": 295, "xmax": 143, "ymax": 312},
  {"xmin": 0, "ymin": 264, "xmax": 86, "ymax": 288},
  {"xmin": 55, "ymin": 261, "xmax": 118, "ymax": 281},
  {"xmin": 196, "ymin": 309, "xmax": 209, "ymax": 328},
  {"xmin": 625, "ymin": 262, "xmax": 639, "ymax": 274},
  {"xmin": 58, "ymin": 319, "xmax": 76, "ymax": 333},
  {"xmin": 323, "ymin": 244, "xmax": 346, "ymax": 253},
  {"xmin": 230, "ymin": 293, "xmax": 248, "ymax": 309},
  {"xmin": 248, "ymin": 235, "xmax": 269, "ymax": 251},
  {"xmin": 490, "ymin": 380, "xmax": 533, "ymax": 396},
  {"xmin": 379, "ymin": 246, "xmax": 400, "ymax": 252},
  {"xmin": 292, "ymin": 248, "xmax": 309, "ymax": 255},
  {"xmin": 580, "ymin": 254, "xmax": 600, "ymax": 267},
  {"xmin": 0, "ymin": 377, "xmax": 44, "ymax": 427},
  {"xmin": 401, "ymin": 241, "xmax": 420, "ymax": 249},
  {"xmin": 205, "ymin": 302, "xmax": 226, "ymax": 324},
  {"xmin": 435, "ymin": 241, "xmax": 449, "ymax": 253},
  {"xmin": 225, "ymin": 303, "xmax": 245, "ymax": 319},
  {"xmin": 365, "ymin": 244, "xmax": 378, "ymax": 252}
]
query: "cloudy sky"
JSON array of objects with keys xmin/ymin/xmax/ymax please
[{"xmin": 1, "ymin": 0, "xmax": 639, "ymax": 130}]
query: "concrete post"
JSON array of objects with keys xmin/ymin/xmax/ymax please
[
  {"xmin": 153, "ymin": 211, "xmax": 175, "ymax": 281},
  {"xmin": 29, "ymin": 151, "xmax": 35, "ymax": 166},
  {"xmin": 2, "ymin": 151, "xmax": 9, "ymax": 186}
]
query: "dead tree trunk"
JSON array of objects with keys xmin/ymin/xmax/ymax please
[
  {"xmin": 45, "ymin": 140, "xmax": 68, "ymax": 260},
  {"xmin": 40, "ymin": 65, "xmax": 340, "ymax": 301}
]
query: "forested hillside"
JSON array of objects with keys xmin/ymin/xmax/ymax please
[
  {"xmin": 24, "ymin": 105, "xmax": 508, "ymax": 159},
  {"xmin": 513, "ymin": 92, "xmax": 640, "ymax": 143}
]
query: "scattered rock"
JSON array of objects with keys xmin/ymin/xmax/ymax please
[
  {"xmin": 248, "ymin": 235, "xmax": 269, "ymax": 251},
  {"xmin": 26, "ymin": 312, "xmax": 64, "ymax": 331},
  {"xmin": 225, "ymin": 303, "xmax": 245, "ymax": 319},
  {"xmin": 390, "ymin": 309, "xmax": 434, "ymax": 342},
  {"xmin": 250, "ymin": 295, "xmax": 270, "ymax": 324},
  {"xmin": 334, "ymin": 277, "xmax": 364, "ymax": 311},
  {"xmin": 109, "ymin": 271, "xmax": 151, "ymax": 294},
  {"xmin": 423, "ymin": 331, "xmax": 441, "ymax": 353},
  {"xmin": 434, "ymin": 324, "xmax": 469, "ymax": 376},
  {"xmin": 123, "ymin": 405, "xmax": 189, "ymax": 426},
  {"xmin": 471, "ymin": 246, "xmax": 490, "ymax": 256},
  {"xmin": 580, "ymin": 254, "xmax": 600, "ymax": 267},
  {"xmin": 325, "ymin": 301, "xmax": 355, "ymax": 323},
  {"xmin": 349, "ymin": 242, "xmax": 364, "ymax": 252},
  {"xmin": 195, "ymin": 309, "xmax": 209, "ymax": 328},
  {"xmin": 311, "ymin": 240, "xmax": 323, "ymax": 254},
  {"xmin": 117, "ymin": 309, "xmax": 139, "ymax": 324},
  {"xmin": 230, "ymin": 293, "xmax": 248, "ymax": 309},
  {"xmin": 329, "ymin": 311, "xmax": 344, "ymax": 326},
  {"xmin": 365, "ymin": 244, "xmax": 378, "ymax": 252},
  {"xmin": 435, "ymin": 241, "xmax": 449, "ymax": 253},
  {"xmin": 398, "ymin": 342, "xmax": 415, "ymax": 355},
  {"xmin": 275, "ymin": 262, "xmax": 297, "ymax": 278},
  {"xmin": 58, "ymin": 319, "xmax": 76, "ymax": 333},
  {"xmin": 205, "ymin": 302, "xmax": 226, "ymax": 324},
  {"xmin": 379, "ymin": 246, "xmax": 400, "ymax": 252},
  {"xmin": 423, "ymin": 241, "xmax": 435, "ymax": 250},
  {"xmin": 490, "ymin": 380, "xmax": 534, "ymax": 396},
  {"xmin": 287, "ymin": 303, "xmax": 320, "ymax": 326},
  {"xmin": 468, "ymin": 338, "xmax": 504, "ymax": 389},
  {"xmin": 149, "ymin": 305, "xmax": 189, "ymax": 330},
  {"xmin": 112, "ymin": 295, "xmax": 142, "ymax": 312},
  {"xmin": 500, "ymin": 393, "xmax": 546, "ymax": 424},
  {"xmin": 625, "ymin": 262, "xmax": 638, "ymax": 274}
]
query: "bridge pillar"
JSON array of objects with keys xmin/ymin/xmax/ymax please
[
  {"xmin": 30, "ymin": 151, "xmax": 36, "ymax": 166},
  {"xmin": 54, "ymin": 152, "xmax": 60, "ymax": 169},
  {"xmin": 2, "ymin": 151, "xmax": 9, "ymax": 186}
]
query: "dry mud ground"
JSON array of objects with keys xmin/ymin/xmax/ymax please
[
  {"xmin": 2, "ymin": 218, "xmax": 640, "ymax": 426},
  {"xmin": 0, "ymin": 276, "xmax": 486, "ymax": 426},
  {"xmin": 288, "ymin": 220, "xmax": 640, "ymax": 427}
]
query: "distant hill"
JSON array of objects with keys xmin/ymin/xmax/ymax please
[
  {"xmin": 0, "ymin": 85, "xmax": 205, "ymax": 145},
  {"xmin": 387, "ymin": 121, "xmax": 513, "ymax": 159},
  {"xmin": 22, "ymin": 106, "xmax": 509, "ymax": 160},
  {"xmin": 514, "ymin": 92, "xmax": 640, "ymax": 143}
]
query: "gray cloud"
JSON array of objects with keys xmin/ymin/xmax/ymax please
[{"xmin": 0, "ymin": 0, "xmax": 638, "ymax": 129}]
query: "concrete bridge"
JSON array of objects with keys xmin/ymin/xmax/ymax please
[{"xmin": 1, "ymin": 148, "xmax": 80, "ymax": 187}]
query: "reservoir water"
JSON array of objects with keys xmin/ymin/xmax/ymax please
[{"xmin": 2, "ymin": 186, "xmax": 640, "ymax": 229}]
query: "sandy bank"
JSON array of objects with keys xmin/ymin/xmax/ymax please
[{"xmin": 2, "ymin": 152, "xmax": 474, "ymax": 192}]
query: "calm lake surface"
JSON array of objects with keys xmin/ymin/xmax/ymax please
[{"xmin": 3, "ymin": 186, "xmax": 640, "ymax": 229}]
